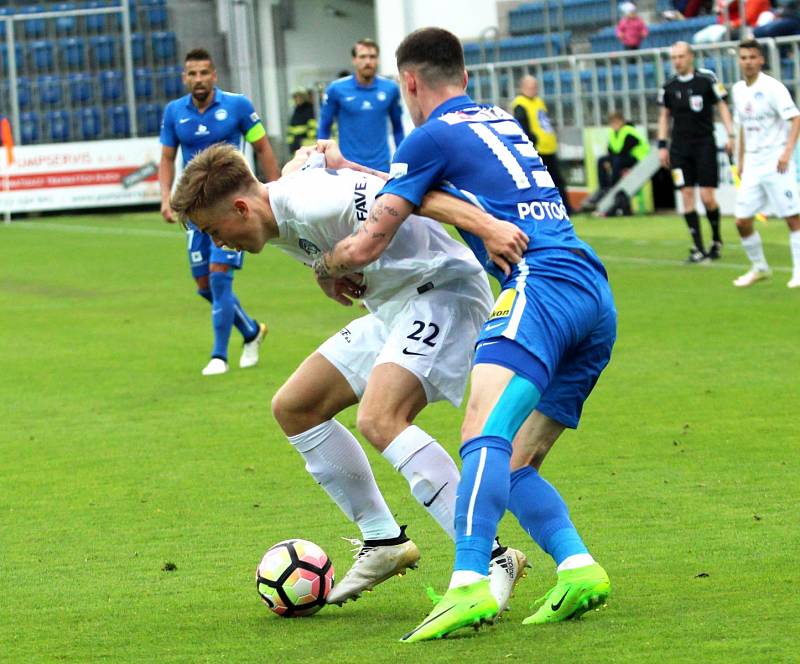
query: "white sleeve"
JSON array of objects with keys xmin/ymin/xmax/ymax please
[{"xmin": 772, "ymin": 79, "xmax": 800, "ymax": 121}]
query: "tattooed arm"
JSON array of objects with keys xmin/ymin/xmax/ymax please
[{"xmin": 313, "ymin": 195, "xmax": 413, "ymax": 279}]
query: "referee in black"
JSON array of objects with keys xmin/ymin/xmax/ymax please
[{"xmin": 658, "ymin": 41, "xmax": 735, "ymax": 263}]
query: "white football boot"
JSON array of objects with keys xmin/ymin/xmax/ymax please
[
  {"xmin": 240, "ymin": 322, "xmax": 268, "ymax": 369},
  {"xmin": 787, "ymin": 276, "xmax": 800, "ymax": 289},
  {"xmin": 327, "ymin": 527, "xmax": 420, "ymax": 606},
  {"xmin": 488, "ymin": 546, "xmax": 530, "ymax": 615},
  {"xmin": 201, "ymin": 357, "xmax": 229, "ymax": 376},
  {"xmin": 733, "ymin": 268, "xmax": 771, "ymax": 288}
]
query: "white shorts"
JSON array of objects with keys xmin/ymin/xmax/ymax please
[
  {"xmin": 318, "ymin": 286, "xmax": 489, "ymax": 407},
  {"xmin": 735, "ymin": 161, "xmax": 800, "ymax": 219}
]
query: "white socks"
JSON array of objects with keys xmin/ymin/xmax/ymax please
[
  {"xmin": 741, "ymin": 232, "xmax": 769, "ymax": 272},
  {"xmin": 790, "ymin": 230, "xmax": 800, "ymax": 279},
  {"xmin": 288, "ymin": 420, "xmax": 400, "ymax": 541},
  {"xmin": 557, "ymin": 553, "xmax": 596, "ymax": 572},
  {"xmin": 382, "ymin": 425, "xmax": 459, "ymax": 540}
]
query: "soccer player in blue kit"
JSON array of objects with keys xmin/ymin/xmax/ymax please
[
  {"xmin": 159, "ymin": 48, "xmax": 279, "ymax": 375},
  {"xmin": 318, "ymin": 39, "xmax": 405, "ymax": 172},
  {"xmin": 312, "ymin": 28, "xmax": 616, "ymax": 641}
]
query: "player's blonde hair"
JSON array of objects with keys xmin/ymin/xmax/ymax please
[{"xmin": 170, "ymin": 143, "xmax": 259, "ymax": 222}]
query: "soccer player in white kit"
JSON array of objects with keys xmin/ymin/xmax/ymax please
[
  {"xmin": 731, "ymin": 39, "xmax": 800, "ymax": 288},
  {"xmin": 168, "ymin": 143, "xmax": 531, "ymax": 610}
]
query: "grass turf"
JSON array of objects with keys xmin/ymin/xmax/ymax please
[{"xmin": 1, "ymin": 211, "xmax": 797, "ymax": 663}]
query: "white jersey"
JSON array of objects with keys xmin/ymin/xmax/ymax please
[
  {"xmin": 267, "ymin": 167, "xmax": 491, "ymax": 324},
  {"xmin": 732, "ymin": 72, "xmax": 800, "ymax": 169}
]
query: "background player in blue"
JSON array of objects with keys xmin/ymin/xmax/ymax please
[
  {"xmin": 317, "ymin": 39, "xmax": 405, "ymax": 172},
  {"xmin": 159, "ymin": 48, "xmax": 279, "ymax": 376},
  {"xmin": 312, "ymin": 28, "xmax": 616, "ymax": 641}
]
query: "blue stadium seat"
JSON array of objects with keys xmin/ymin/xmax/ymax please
[
  {"xmin": 143, "ymin": 0, "xmax": 167, "ymax": 29},
  {"xmin": 21, "ymin": 5, "xmax": 47, "ymax": 39},
  {"xmin": 134, "ymin": 66, "xmax": 154, "ymax": 99},
  {"xmin": 68, "ymin": 72, "xmax": 94, "ymax": 103},
  {"xmin": 38, "ymin": 74, "xmax": 63, "ymax": 106},
  {"xmin": 131, "ymin": 32, "xmax": 145, "ymax": 64},
  {"xmin": 159, "ymin": 65, "xmax": 183, "ymax": 97},
  {"xmin": 30, "ymin": 39, "xmax": 55, "ymax": 72},
  {"xmin": 112, "ymin": 0, "xmax": 139, "ymax": 30},
  {"xmin": 45, "ymin": 110, "xmax": 71, "ymax": 142},
  {"xmin": 90, "ymin": 35, "xmax": 117, "ymax": 68},
  {"xmin": 85, "ymin": 0, "xmax": 108, "ymax": 33},
  {"xmin": 59, "ymin": 37, "xmax": 85, "ymax": 69},
  {"xmin": 17, "ymin": 76, "xmax": 33, "ymax": 108},
  {"xmin": 99, "ymin": 69, "xmax": 123, "ymax": 101},
  {"xmin": 75, "ymin": 106, "xmax": 102, "ymax": 139},
  {"xmin": 0, "ymin": 42, "xmax": 23, "ymax": 76},
  {"xmin": 107, "ymin": 105, "xmax": 130, "ymax": 136},
  {"xmin": 55, "ymin": 3, "xmax": 78, "ymax": 34},
  {"xmin": 151, "ymin": 31, "xmax": 177, "ymax": 61},
  {"xmin": 137, "ymin": 102, "xmax": 161, "ymax": 134},
  {"xmin": 20, "ymin": 111, "xmax": 40, "ymax": 143}
]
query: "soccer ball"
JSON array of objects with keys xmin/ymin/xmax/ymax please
[{"xmin": 256, "ymin": 539, "xmax": 334, "ymax": 617}]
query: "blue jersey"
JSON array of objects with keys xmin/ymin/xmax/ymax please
[
  {"xmin": 379, "ymin": 95, "xmax": 605, "ymax": 283},
  {"xmin": 318, "ymin": 75, "xmax": 405, "ymax": 172},
  {"xmin": 160, "ymin": 87, "xmax": 264, "ymax": 164}
]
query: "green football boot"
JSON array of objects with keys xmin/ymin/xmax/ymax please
[
  {"xmin": 523, "ymin": 563, "xmax": 610, "ymax": 625},
  {"xmin": 401, "ymin": 579, "xmax": 499, "ymax": 643}
]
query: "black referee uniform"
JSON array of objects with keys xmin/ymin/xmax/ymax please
[
  {"xmin": 658, "ymin": 67, "xmax": 729, "ymax": 260},
  {"xmin": 658, "ymin": 68, "xmax": 726, "ymax": 188}
]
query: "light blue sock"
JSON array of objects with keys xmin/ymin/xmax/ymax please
[
  {"xmin": 231, "ymin": 293, "xmax": 259, "ymax": 342},
  {"xmin": 507, "ymin": 465, "xmax": 589, "ymax": 565},
  {"xmin": 209, "ymin": 271, "xmax": 235, "ymax": 361},
  {"xmin": 454, "ymin": 436, "xmax": 512, "ymax": 575}
]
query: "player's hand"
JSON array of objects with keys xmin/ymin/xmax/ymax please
[
  {"xmin": 160, "ymin": 201, "xmax": 175, "ymax": 223},
  {"xmin": 315, "ymin": 140, "xmax": 347, "ymax": 169},
  {"xmin": 777, "ymin": 152, "xmax": 791, "ymax": 174},
  {"xmin": 316, "ymin": 273, "xmax": 365, "ymax": 306},
  {"xmin": 485, "ymin": 219, "xmax": 528, "ymax": 276},
  {"xmin": 658, "ymin": 147, "xmax": 670, "ymax": 169},
  {"xmin": 724, "ymin": 138, "xmax": 734, "ymax": 156}
]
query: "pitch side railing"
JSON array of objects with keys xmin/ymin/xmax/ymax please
[{"xmin": 466, "ymin": 36, "xmax": 800, "ymax": 129}]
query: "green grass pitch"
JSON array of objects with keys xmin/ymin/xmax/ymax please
[{"xmin": 1, "ymin": 211, "xmax": 797, "ymax": 663}]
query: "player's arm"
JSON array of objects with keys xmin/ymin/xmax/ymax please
[
  {"xmin": 657, "ymin": 106, "xmax": 670, "ymax": 168},
  {"xmin": 250, "ymin": 134, "xmax": 280, "ymax": 182},
  {"xmin": 737, "ymin": 125, "xmax": 745, "ymax": 174},
  {"xmin": 315, "ymin": 139, "xmax": 389, "ymax": 179},
  {"xmin": 778, "ymin": 115, "xmax": 800, "ymax": 174},
  {"xmin": 312, "ymin": 194, "xmax": 413, "ymax": 279},
  {"xmin": 418, "ymin": 190, "xmax": 528, "ymax": 275},
  {"xmin": 389, "ymin": 88, "xmax": 405, "ymax": 148},
  {"xmin": 317, "ymin": 86, "xmax": 337, "ymax": 139},
  {"xmin": 513, "ymin": 105, "xmax": 536, "ymax": 146},
  {"xmin": 717, "ymin": 99, "xmax": 735, "ymax": 155},
  {"xmin": 158, "ymin": 145, "xmax": 177, "ymax": 223}
]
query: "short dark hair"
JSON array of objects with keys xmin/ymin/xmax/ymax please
[
  {"xmin": 395, "ymin": 27, "xmax": 465, "ymax": 86},
  {"xmin": 351, "ymin": 39, "xmax": 379, "ymax": 57},
  {"xmin": 185, "ymin": 48, "xmax": 214, "ymax": 67},
  {"xmin": 738, "ymin": 38, "xmax": 762, "ymax": 54}
]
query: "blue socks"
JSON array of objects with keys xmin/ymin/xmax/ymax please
[
  {"xmin": 454, "ymin": 436, "xmax": 512, "ymax": 575},
  {"xmin": 202, "ymin": 273, "xmax": 260, "ymax": 360},
  {"xmin": 507, "ymin": 465, "xmax": 588, "ymax": 565}
]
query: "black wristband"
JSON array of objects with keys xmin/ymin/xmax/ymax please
[{"xmin": 657, "ymin": 139, "xmax": 667, "ymax": 149}]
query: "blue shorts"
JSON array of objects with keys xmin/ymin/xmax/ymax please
[
  {"xmin": 185, "ymin": 220, "xmax": 244, "ymax": 279},
  {"xmin": 475, "ymin": 248, "xmax": 617, "ymax": 429}
]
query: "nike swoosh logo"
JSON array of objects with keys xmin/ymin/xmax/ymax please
[
  {"xmin": 551, "ymin": 590, "xmax": 569, "ymax": 611},
  {"xmin": 402, "ymin": 348, "xmax": 426, "ymax": 356},
  {"xmin": 423, "ymin": 482, "xmax": 448, "ymax": 507},
  {"xmin": 179, "ymin": 118, "xmax": 191, "ymax": 123},
  {"xmin": 484, "ymin": 321, "xmax": 505, "ymax": 331}
]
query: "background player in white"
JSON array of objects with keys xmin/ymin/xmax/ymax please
[
  {"xmin": 168, "ymin": 143, "xmax": 529, "ymax": 610},
  {"xmin": 731, "ymin": 39, "xmax": 800, "ymax": 288}
]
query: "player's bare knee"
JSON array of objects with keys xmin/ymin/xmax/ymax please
[
  {"xmin": 271, "ymin": 387, "xmax": 314, "ymax": 434},
  {"xmin": 355, "ymin": 407, "xmax": 397, "ymax": 450}
]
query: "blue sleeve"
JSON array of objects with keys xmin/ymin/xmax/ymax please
[
  {"xmin": 317, "ymin": 84, "xmax": 338, "ymax": 139},
  {"xmin": 378, "ymin": 126, "xmax": 446, "ymax": 207},
  {"xmin": 236, "ymin": 95, "xmax": 261, "ymax": 135},
  {"xmin": 159, "ymin": 102, "xmax": 177, "ymax": 147},
  {"xmin": 389, "ymin": 84, "xmax": 405, "ymax": 148}
]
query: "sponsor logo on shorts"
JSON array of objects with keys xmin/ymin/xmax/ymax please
[
  {"xmin": 339, "ymin": 327, "xmax": 351, "ymax": 343},
  {"xmin": 488, "ymin": 289, "xmax": 516, "ymax": 320}
]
